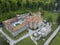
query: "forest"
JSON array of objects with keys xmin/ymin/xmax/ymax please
[{"xmin": 0, "ymin": 0, "xmax": 58, "ymax": 23}]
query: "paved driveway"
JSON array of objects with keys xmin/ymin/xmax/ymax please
[{"xmin": 44, "ymin": 26, "xmax": 60, "ymax": 45}]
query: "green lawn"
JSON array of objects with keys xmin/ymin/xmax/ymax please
[
  {"xmin": 2, "ymin": 28, "xmax": 28, "ymax": 40},
  {"xmin": 0, "ymin": 33, "xmax": 9, "ymax": 45},
  {"xmin": 37, "ymin": 11, "xmax": 59, "ymax": 45},
  {"xmin": 2, "ymin": 10, "xmax": 59, "ymax": 45},
  {"xmin": 15, "ymin": 37, "xmax": 35, "ymax": 45},
  {"xmin": 37, "ymin": 24, "xmax": 58, "ymax": 45},
  {"xmin": 15, "ymin": 24, "xmax": 58, "ymax": 45},
  {"xmin": 42, "ymin": 11, "xmax": 59, "ymax": 23},
  {"xmin": 49, "ymin": 30, "xmax": 60, "ymax": 45},
  {"xmin": 0, "ymin": 9, "xmax": 59, "ymax": 45}
]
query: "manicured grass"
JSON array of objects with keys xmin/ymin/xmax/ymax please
[
  {"xmin": 42, "ymin": 11, "xmax": 59, "ymax": 23},
  {"xmin": 15, "ymin": 24, "xmax": 58, "ymax": 45},
  {"xmin": 0, "ymin": 33, "xmax": 10, "ymax": 45},
  {"xmin": 1, "ymin": 10, "xmax": 59, "ymax": 45},
  {"xmin": 42, "ymin": 11, "xmax": 59, "ymax": 45},
  {"xmin": 2, "ymin": 28, "xmax": 28, "ymax": 40},
  {"xmin": 37, "ymin": 11, "xmax": 59, "ymax": 45},
  {"xmin": 15, "ymin": 37, "xmax": 35, "ymax": 45},
  {"xmin": 49, "ymin": 30, "xmax": 60, "ymax": 45},
  {"xmin": 37, "ymin": 24, "xmax": 58, "ymax": 45}
]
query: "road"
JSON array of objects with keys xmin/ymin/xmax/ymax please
[
  {"xmin": 0, "ymin": 26, "xmax": 60, "ymax": 45},
  {"xmin": 30, "ymin": 36, "xmax": 38, "ymax": 45},
  {"xmin": 0, "ymin": 28, "xmax": 15, "ymax": 45},
  {"xmin": 44, "ymin": 26, "xmax": 60, "ymax": 45},
  {"xmin": 14, "ymin": 28, "xmax": 41, "ymax": 44},
  {"xmin": 0, "ymin": 28, "xmax": 40, "ymax": 45}
]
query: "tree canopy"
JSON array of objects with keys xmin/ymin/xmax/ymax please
[
  {"xmin": 0, "ymin": 0, "xmax": 55, "ymax": 23},
  {"xmin": 0, "ymin": 0, "xmax": 55, "ymax": 12}
]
